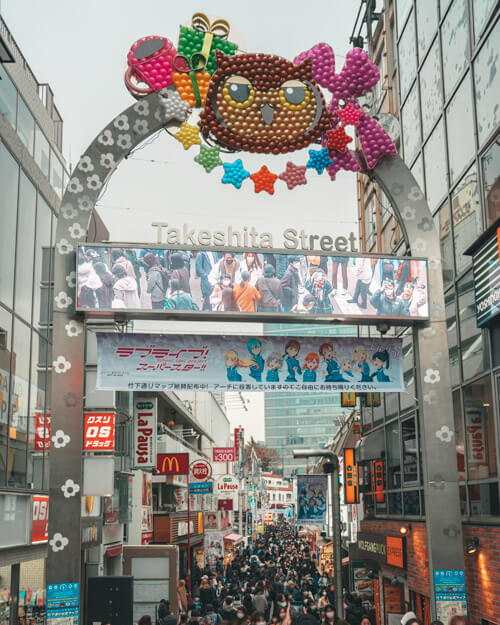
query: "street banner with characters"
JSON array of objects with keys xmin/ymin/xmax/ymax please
[
  {"xmin": 97, "ymin": 333, "xmax": 404, "ymax": 392},
  {"xmin": 297, "ymin": 474, "xmax": 328, "ymax": 525}
]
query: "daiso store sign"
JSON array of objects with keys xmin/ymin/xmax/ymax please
[{"xmin": 216, "ymin": 474, "xmax": 239, "ymax": 495}]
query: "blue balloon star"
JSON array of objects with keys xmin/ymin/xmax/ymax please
[
  {"xmin": 306, "ymin": 148, "xmax": 333, "ymax": 175},
  {"xmin": 221, "ymin": 159, "xmax": 250, "ymax": 189}
]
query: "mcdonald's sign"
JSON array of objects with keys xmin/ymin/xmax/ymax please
[{"xmin": 156, "ymin": 453, "xmax": 189, "ymax": 475}]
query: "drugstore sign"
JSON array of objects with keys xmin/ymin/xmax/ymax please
[{"xmin": 471, "ymin": 227, "xmax": 500, "ymax": 327}]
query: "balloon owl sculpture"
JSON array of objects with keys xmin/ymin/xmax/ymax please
[{"xmin": 124, "ymin": 14, "xmax": 397, "ymax": 194}]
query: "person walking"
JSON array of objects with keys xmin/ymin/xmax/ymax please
[
  {"xmin": 144, "ymin": 252, "xmax": 169, "ymax": 309},
  {"xmin": 233, "ymin": 271, "xmax": 262, "ymax": 312},
  {"xmin": 256, "ymin": 264, "xmax": 283, "ymax": 312}
]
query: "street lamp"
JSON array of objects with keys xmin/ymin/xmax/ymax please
[{"xmin": 293, "ymin": 449, "xmax": 343, "ymax": 617}]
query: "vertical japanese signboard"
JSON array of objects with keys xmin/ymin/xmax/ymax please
[
  {"xmin": 133, "ymin": 398, "xmax": 157, "ymax": 468},
  {"xmin": 34, "ymin": 414, "xmax": 51, "ymax": 450},
  {"xmin": 344, "ymin": 448, "xmax": 359, "ymax": 504}
]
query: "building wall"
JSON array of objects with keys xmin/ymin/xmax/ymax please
[{"xmin": 264, "ymin": 323, "xmax": 353, "ymax": 476}]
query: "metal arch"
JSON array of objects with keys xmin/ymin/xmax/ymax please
[
  {"xmin": 47, "ymin": 91, "xmax": 464, "ymax": 619},
  {"xmin": 47, "ymin": 88, "xmax": 190, "ymax": 586},
  {"xmin": 373, "ymin": 156, "xmax": 465, "ymax": 618}
]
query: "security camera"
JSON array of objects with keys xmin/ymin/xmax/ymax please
[{"xmin": 376, "ymin": 322, "xmax": 391, "ymax": 335}]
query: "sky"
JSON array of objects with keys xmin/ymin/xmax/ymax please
[{"xmin": 2, "ymin": 0, "xmax": 362, "ymax": 440}]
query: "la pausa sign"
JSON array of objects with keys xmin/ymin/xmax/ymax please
[
  {"xmin": 216, "ymin": 474, "xmax": 239, "ymax": 493},
  {"xmin": 153, "ymin": 223, "xmax": 359, "ymax": 252}
]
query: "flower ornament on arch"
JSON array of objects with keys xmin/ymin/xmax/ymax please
[
  {"xmin": 68, "ymin": 222, "xmax": 86, "ymax": 239},
  {"xmin": 56, "ymin": 238, "xmax": 73, "ymax": 255},
  {"xmin": 436, "ymin": 425, "xmax": 454, "ymax": 443},
  {"xmin": 61, "ymin": 479, "xmax": 80, "ymax": 498},
  {"xmin": 65, "ymin": 319, "xmax": 83, "ymax": 338},
  {"xmin": 54, "ymin": 291, "xmax": 73, "ymax": 309},
  {"xmin": 424, "ymin": 368, "xmax": 440, "ymax": 384},
  {"xmin": 65, "ymin": 271, "xmax": 77, "ymax": 288},
  {"xmin": 52, "ymin": 429, "xmax": 70, "ymax": 448},
  {"xmin": 49, "ymin": 532, "xmax": 69, "ymax": 552},
  {"xmin": 53, "ymin": 355, "xmax": 71, "ymax": 374}
]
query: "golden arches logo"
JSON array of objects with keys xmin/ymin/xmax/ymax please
[
  {"xmin": 86, "ymin": 496, "xmax": 95, "ymax": 514},
  {"xmin": 161, "ymin": 456, "xmax": 180, "ymax": 474}
]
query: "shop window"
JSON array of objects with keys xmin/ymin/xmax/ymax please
[
  {"xmin": 32, "ymin": 196, "xmax": 52, "ymax": 334},
  {"xmin": 400, "ymin": 334, "xmax": 415, "ymax": 412},
  {"xmin": 404, "ymin": 490, "xmax": 421, "ymax": 515},
  {"xmin": 14, "ymin": 172, "xmax": 36, "ymax": 323},
  {"xmin": 473, "ymin": 0, "xmax": 497, "ymax": 41},
  {"xmin": 434, "ymin": 201, "xmax": 454, "ymax": 288},
  {"xmin": 27, "ymin": 336, "xmax": 47, "ymax": 490},
  {"xmin": 34, "ymin": 125, "xmax": 50, "ymax": 178},
  {"xmin": 458, "ymin": 272, "xmax": 490, "ymax": 381},
  {"xmin": 49, "ymin": 151, "xmax": 63, "ymax": 198},
  {"xmin": 459, "ymin": 484, "xmax": 467, "ymax": 515},
  {"xmin": 0, "ymin": 64, "xmax": 17, "ymax": 127},
  {"xmin": 388, "ymin": 491, "xmax": 402, "ymax": 515},
  {"xmin": 402, "ymin": 417, "xmax": 418, "ymax": 484},
  {"xmin": 401, "ymin": 83, "xmax": 420, "ymax": 165},
  {"xmin": 474, "ymin": 17, "xmax": 499, "ymax": 146},
  {"xmin": 373, "ymin": 396, "xmax": 385, "ymax": 428},
  {"xmin": 446, "ymin": 289, "xmax": 460, "ymax": 386},
  {"xmin": 441, "ymin": 0, "xmax": 469, "ymax": 98},
  {"xmin": 0, "ymin": 144, "xmax": 19, "ymax": 309},
  {"xmin": 385, "ymin": 393, "xmax": 399, "ymax": 422},
  {"xmin": 446, "ymin": 74, "xmax": 475, "ymax": 184},
  {"xmin": 18, "ymin": 559, "xmax": 45, "ymax": 624},
  {"xmin": 469, "ymin": 483, "xmax": 500, "ymax": 516},
  {"xmin": 386, "ymin": 421, "xmax": 401, "ymax": 488},
  {"xmin": 9, "ymin": 321, "xmax": 31, "ymax": 488},
  {"xmin": 424, "ymin": 120, "xmax": 447, "ymax": 212},
  {"xmin": 416, "ymin": 0, "xmax": 437, "ymax": 62},
  {"xmin": 453, "ymin": 390, "xmax": 465, "ymax": 480},
  {"xmin": 0, "ymin": 565, "xmax": 11, "ymax": 625},
  {"xmin": 419, "ymin": 40, "xmax": 442, "ymax": 139},
  {"xmin": 396, "ymin": 0, "xmax": 412, "ymax": 34},
  {"xmin": 0, "ymin": 307, "xmax": 12, "ymax": 488},
  {"xmin": 452, "ymin": 165, "xmax": 482, "ymax": 275},
  {"xmin": 0, "ymin": 494, "xmax": 30, "ymax": 548},
  {"xmin": 16, "ymin": 97, "xmax": 34, "ymax": 155},
  {"xmin": 463, "ymin": 376, "xmax": 497, "ymax": 480},
  {"xmin": 481, "ymin": 137, "xmax": 500, "ymax": 225},
  {"xmin": 398, "ymin": 10, "xmax": 417, "ymax": 99}
]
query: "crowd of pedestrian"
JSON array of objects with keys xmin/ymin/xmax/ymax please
[
  {"xmin": 77, "ymin": 247, "xmax": 427, "ymax": 318},
  {"xmin": 136, "ymin": 523, "xmax": 464, "ymax": 625}
]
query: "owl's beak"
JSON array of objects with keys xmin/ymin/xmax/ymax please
[{"xmin": 260, "ymin": 102, "xmax": 275, "ymax": 125}]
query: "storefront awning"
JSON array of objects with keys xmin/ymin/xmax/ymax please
[{"xmin": 224, "ymin": 533, "xmax": 244, "ymax": 543}]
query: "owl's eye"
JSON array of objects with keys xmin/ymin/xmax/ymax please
[
  {"xmin": 222, "ymin": 76, "xmax": 255, "ymax": 109},
  {"xmin": 279, "ymin": 80, "xmax": 311, "ymax": 110}
]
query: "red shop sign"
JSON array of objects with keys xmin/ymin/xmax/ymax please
[
  {"xmin": 156, "ymin": 453, "xmax": 190, "ymax": 475},
  {"xmin": 84, "ymin": 413, "xmax": 116, "ymax": 451},
  {"xmin": 190, "ymin": 459, "xmax": 212, "ymax": 481},
  {"xmin": 218, "ymin": 498, "xmax": 233, "ymax": 511},
  {"xmin": 34, "ymin": 415, "xmax": 51, "ymax": 451},
  {"xmin": 32, "ymin": 495, "xmax": 49, "ymax": 544},
  {"xmin": 213, "ymin": 447, "xmax": 235, "ymax": 463}
]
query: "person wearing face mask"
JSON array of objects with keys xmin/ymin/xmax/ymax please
[
  {"xmin": 210, "ymin": 273, "xmax": 232, "ymax": 311},
  {"xmin": 208, "ymin": 253, "xmax": 241, "ymax": 288},
  {"xmin": 322, "ymin": 605, "xmax": 348, "ymax": 625},
  {"xmin": 241, "ymin": 253, "xmax": 263, "ymax": 285},
  {"xmin": 318, "ymin": 590, "xmax": 329, "ymax": 609},
  {"xmin": 235, "ymin": 606, "xmax": 250, "ymax": 625},
  {"xmin": 219, "ymin": 597, "xmax": 237, "ymax": 622}
]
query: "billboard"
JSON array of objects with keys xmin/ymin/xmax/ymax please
[
  {"xmin": 133, "ymin": 398, "xmax": 157, "ymax": 468},
  {"xmin": 156, "ymin": 453, "xmax": 190, "ymax": 475},
  {"xmin": 297, "ymin": 474, "xmax": 328, "ymax": 525},
  {"xmin": 97, "ymin": 333, "xmax": 404, "ymax": 392},
  {"xmin": 76, "ymin": 244, "xmax": 429, "ymax": 323}
]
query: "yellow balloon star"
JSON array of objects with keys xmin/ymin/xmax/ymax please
[{"xmin": 174, "ymin": 122, "xmax": 202, "ymax": 150}]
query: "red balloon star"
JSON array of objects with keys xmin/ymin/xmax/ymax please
[
  {"xmin": 250, "ymin": 165, "xmax": 278, "ymax": 194},
  {"xmin": 336, "ymin": 103, "xmax": 364, "ymax": 127},
  {"xmin": 279, "ymin": 161, "xmax": 308, "ymax": 190},
  {"xmin": 326, "ymin": 126, "xmax": 353, "ymax": 153}
]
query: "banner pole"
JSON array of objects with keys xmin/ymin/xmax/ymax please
[{"xmin": 187, "ymin": 484, "xmax": 192, "ymax": 601}]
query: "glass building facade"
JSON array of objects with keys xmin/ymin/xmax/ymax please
[
  {"xmin": 264, "ymin": 324, "xmax": 354, "ymax": 476},
  {"xmin": 0, "ymin": 25, "xmax": 66, "ymax": 494},
  {"xmin": 356, "ymin": 0, "xmax": 500, "ymax": 522}
]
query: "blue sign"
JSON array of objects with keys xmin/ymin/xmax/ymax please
[
  {"xmin": 189, "ymin": 481, "xmax": 213, "ymax": 493},
  {"xmin": 433, "ymin": 569, "xmax": 466, "ymax": 593},
  {"xmin": 47, "ymin": 582, "xmax": 79, "ymax": 623}
]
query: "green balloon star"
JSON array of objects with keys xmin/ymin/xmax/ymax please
[{"xmin": 194, "ymin": 145, "xmax": 222, "ymax": 173}]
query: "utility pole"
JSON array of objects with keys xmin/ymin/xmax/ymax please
[{"xmin": 293, "ymin": 449, "xmax": 343, "ymax": 618}]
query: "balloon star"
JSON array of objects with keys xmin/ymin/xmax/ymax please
[
  {"xmin": 279, "ymin": 161, "xmax": 308, "ymax": 190},
  {"xmin": 158, "ymin": 86, "xmax": 191, "ymax": 123},
  {"xmin": 306, "ymin": 147, "xmax": 333, "ymax": 175},
  {"xmin": 326, "ymin": 126, "xmax": 353, "ymax": 153},
  {"xmin": 250, "ymin": 165, "xmax": 278, "ymax": 194},
  {"xmin": 336, "ymin": 104, "xmax": 364, "ymax": 127},
  {"xmin": 221, "ymin": 159, "xmax": 250, "ymax": 189},
  {"xmin": 194, "ymin": 145, "xmax": 222, "ymax": 173},
  {"xmin": 174, "ymin": 122, "xmax": 202, "ymax": 150}
]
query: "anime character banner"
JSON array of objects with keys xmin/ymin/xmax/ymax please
[
  {"xmin": 297, "ymin": 475, "xmax": 328, "ymax": 525},
  {"xmin": 76, "ymin": 244, "xmax": 429, "ymax": 323},
  {"xmin": 96, "ymin": 333, "xmax": 404, "ymax": 392}
]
